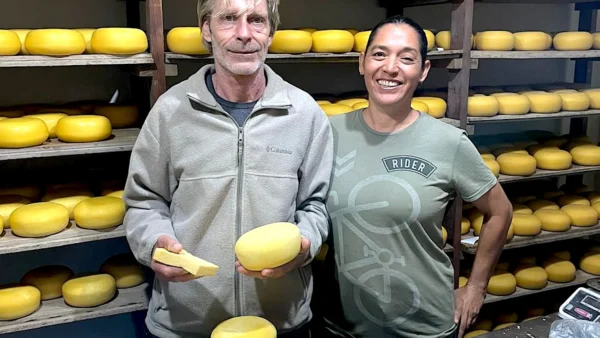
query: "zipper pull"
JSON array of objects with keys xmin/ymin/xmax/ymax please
[{"xmin": 237, "ymin": 129, "xmax": 243, "ymax": 166}]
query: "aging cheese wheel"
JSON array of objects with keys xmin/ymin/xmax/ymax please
[
  {"xmin": 91, "ymin": 28, "xmax": 148, "ymax": 55},
  {"xmin": 561, "ymin": 204, "xmax": 599, "ymax": 227},
  {"xmin": 0, "ymin": 117, "xmax": 49, "ymax": 148},
  {"xmin": 553, "ymin": 32, "xmax": 593, "ymax": 51},
  {"xmin": 570, "ymin": 145, "xmax": 600, "ymax": 166},
  {"xmin": 496, "ymin": 153, "xmax": 537, "ymax": 176},
  {"xmin": 55, "ymin": 115, "xmax": 112, "ymax": 143},
  {"xmin": 73, "ymin": 196, "xmax": 125, "ymax": 229},
  {"xmin": 20, "ymin": 265, "xmax": 74, "ymax": 300},
  {"xmin": 235, "ymin": 222, "xmax": 301, "ymax": 271},
  {"xmin": 475, "ymin": 31, "xmax": 514, "ymax": 51},
  {"xmin": 311, "ymin": 30, "xmax": 354, "ymax": 53},
  {"xmin": 486, "ymin": 272, "xmax": 517, "ymax": 295},
  {"xmin": 533, "ymin": 209, "xmax": 571, "ymax": 232},
  {"xmin": 0, "ymin": 286, "xmax": 40, "ymax": 320},
  {"xmin": 269, "ymin": 30, "xmax": 312, "ymax": 54},
  {"xmin": 514, "ymin": 265, "xmax": 548, "ymax": 290},
  {"xmin": 533, "ymin": 148, "xmax": 572, "ymax": 170},
  {"xmin": 211, "ymin": 316, "xmax": 277, "ymax": 338},
  {"xmin": 513, "ymin": 31, "xmax": 550, "ymax": 51},
  {"xmin": 25, "ymin": 29, "xmax": 86, "ymax": 56},
  {"xmin": 62, "ymin": 274, "xmax": 116, "ymax": 307},
  {"xmin": 0, "ymin": 30, "xmax": 21, "ymax": 56},
  {"xmin": 354, "ymin": 31, "xmax": 371, "ymax": 52},
  {"xmin": 9, "ymin": 202, "xmax": 69, "ymax": 237},
  {"xmin": 166, "ymin": 27, "xmax": 209, "ymax": 55}
]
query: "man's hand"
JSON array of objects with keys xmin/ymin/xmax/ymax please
[
  {"xmin": 235, "ymin": 238, "xmax": 311, "ymax": 279},
  {"xmin": 151, "ymin": 235, "xmax": 197, "ymax": 282},
  {"xmin": 454, "ymin": 283, "xmax": 486, "ymax": 338}
]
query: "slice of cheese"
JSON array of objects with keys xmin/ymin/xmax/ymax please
[{"xmin": 152, "ymin": 248, "xmax": 219, "ymax": 277}]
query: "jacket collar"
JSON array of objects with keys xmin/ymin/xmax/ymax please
[{"xmin": 186, "ymin": 63, "xmax": 292, "ymax": 111}]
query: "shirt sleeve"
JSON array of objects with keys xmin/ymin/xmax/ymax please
[{"xmin": 450, "ymin": 132, "xmax": 498, "ymax": 202}]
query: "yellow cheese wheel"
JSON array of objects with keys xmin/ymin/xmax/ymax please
[
  {"xmin": 55, "ymin": 115, "xmax": 112, "ymax": 143},
  {"xmin": 496, "ymin": 153, "xmax": 537, "ymax": 176},
  {"xmin": 25, "ymin": 29, "xmax": 86, "ymax": 56},
  {"xmin": 533, "ymin": 148, "xmax": 572, "ymax": 170},
  {"xmin": 316, "ymin": 100, "xmax": 330, "ymax": 105},
  {"xmin": 481, "ymin": 153, "xmax": 495, "ymax": 161},
  {"xmin": 581, "ymin": 89, "xmax": 600, "ymax": 108},
  {"xmin": 411, "ymin": 100, "xmax": 429, "ymax": 114},
  {"xmin": 435, "ymin": 31, "xmax": 474, "ymax": 50},
  {"xmin": 593, "ymin": 32, "xmax": 600, "ymax": 49},
  {"xmin": 513, "ymin": 204, "xmax": 533, "ymax": 214},
  {"xmin": 588, "ymin": 192, "xmax": 600, "ymax": 204},
  {"xmin": 321, "ymin": 103, "xmax": 353, "ymax": 117},
  {"xmin": 557, "ymin": 194, "xmax": 590, "ymax": 207},
  {"xmin": 522, "ymin": 92, "xmax": 562, "ymax": 113},
  {"xmin": 467, "ymin": 209, "xmax": 483, "ymax": 235},
  {"xmin": 494, "ymin": 323, "xmax": 516, "ymax": 331},
  {"xmin": 74, "ymin": 28, "xmax": 95, "ymax": 53},
  {"xmin": 62, "ymin": 274, "xmax": 116, "ymax": 307},
  {"xmin": 100, "ymin": 253, "xmax": 145, "ymax": 288},
  {"xmin": 166, "ymin": 27, "xmax": 209, "ymax": 55},
  {"xmin": 0, "ymin": 195, "xmax": 30, "ymax": 228},
  {"xmin": 486, "ymin": 272, "xmax": 517, "ymax": 295},
  {"xmin": 467, "ymin": 95, "xmax": 499, "ymax": 117},
  {"xmin": 235, "ymin": 222, "xmax": 301, "ymax": 271},
  {"xmin": 46, "ymin": 195, "xmax": 92, "ymax": 220},
  {"xmin": 528, "ymin": 199, "xmax": 559, "ymax": 212},
  {"xmin": 336, "ymin": 98, "xmax": 367, "ymax": 107},
  {"xmin": 9, "ymin": 202, "xmax": 69, "ymax": 237},
  {"xmin": 493, "ymin": 93, "xmax": 531, "ymax": 115},
  {"xmin": 557, "ymin": 91, "xmax": 590, "ymax": 111},
  {"xmin": 73, "ymin": 196, "xmax": 125, "ymax": 229},
  {"xmin": 0, "ymin": 286, "xmax": 40, "ymax": 320},
  {"xmin": 483, "ymin": 158, "xmax": 500, "ymax": 177},
  {"xmin": 412, "ymin": 97, "xmax": 446, "ymax": 118},
  {"xmin": 105, "ymin": 190, "xmax": 124, "ymax": 199},
  {"xmin": 542, "ymin": 258, "xmax": 576, "ymax": 283},
  {"xmin": 514, "ymin": 265, "xmax": 548, "ymax": 289},
  {"xmin": 494, "ymin": 147, "xmax": 528, "ymax": 157},
  {"xmin": 461, "ymin": 217, "xmax": 470, "ymax": 235},
  {"xmin": 475, "ymin": 31, "xmax": 514, "ymax": 51},
  {"xmin": 91, "ymin": 28, "xmax": 148, "ymax": 55},
  {"xmin": 424, "ymin": 30, "xmax": 435, "ymax": 50},
  {"xmin": 94, "ymin": 105, "xmax": 139, "ymax": 128},
  {"xmin": 553, "ymin": 32, "xmax": 593, "ymax": 51},
  {"xmin": 0, "ymin": 185, "xmax": 40, "ymax": 201},
  {"xmin": 465, "ymin": 329, "xmax": 489, "ymax": 337},
  {"xmin": 552, "ymin": 250, "xmax": 572, "ymax": 261},
  {"xmin": 533, "ymin": 209, "xmax": 571, "ymax": 232},
  {"xmin": 513, "ymin": 31, "xmax": 550, "ymax": 51},
  {"xmin": 580, "ymin": 252, "xmax": 600, "ymax": 275},
  {"xmin": 353, "ymin": 101, "xmax": 369, "ymax": 109},
  {"xmin": 472, "ymin": 319, "xmax": 493, "ymax": 331},
  {"xmin": 0, "ymin": 30, "xmax": 21, "ymax": 56},
  {"xmin": 570, "ymin": 145, "xmax": 600, "ymax": 166},
  {"xmin": 311, "ymin": 30, "xmax": 354, "ymax": 53},
  {"xmin": 354, "ymin": 31, "xmax": 371, "ymax": 52},
  {"xmin": 211, "ymin": 316, "xmax": 277, "ymax": 338},
  {"xmin": 511, "ymin": 214, "xmax": 542, "ymax": 236},
  {"xmin": 26, "ymin": 112, "xmax": 67, "ymax": 138},
  {"xmin": 561, "ymin": 204, "xmax": 599, "ymax": 227},
  {"xmin": 20, "ymin": 265, "xmax": 74, "ymax": 300},
  {"xmin": 10, "ymin": 29, "xmax": 30, "ymax": 54},
  {"xmin": 506, "ymin": 223, "xmax": 515, "ymax": 242},
  {"xmin": 269, "ymin": 30, "xmax": 312, "ymax": 54},
  {"xmin": 0, "ymin": 117, "xmax": 49, "ymax": 148}
]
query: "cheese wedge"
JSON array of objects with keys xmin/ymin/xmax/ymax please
[{"xmin": 152, "ymin": 248, "xmax": 219, "ymax": 277}]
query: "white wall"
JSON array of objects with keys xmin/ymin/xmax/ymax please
[{"xmin": 0, "ymin": 0, "xmax": 590, "ymax": 336}]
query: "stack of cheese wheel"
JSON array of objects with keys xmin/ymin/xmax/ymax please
[
  {"xmin": 166, "ymin": 27, "xmax": 210, "ymax": 55},
  {"xmin": 311, "ymin": 30, "xmax": 354, "ymax": 53}
]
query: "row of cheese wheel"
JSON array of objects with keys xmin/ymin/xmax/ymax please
[
  {"xmin": 0, "ymin": 253, "xmax": 145, "ymax": 321},
  {"xmin": 468, "ymin": 31, "xmax": 600, "ymax": 51},
  {"xmin": 318, "ymin": 96, "xmax": 447, "ymax": 118},
  {"xmin": 0, "ymin": 28, "xmax": 148, "ymax": 56}
]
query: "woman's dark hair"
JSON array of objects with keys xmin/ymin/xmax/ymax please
[{"xmin": 364, "ymin": 15, "xmax": 428, "ymax": 68}]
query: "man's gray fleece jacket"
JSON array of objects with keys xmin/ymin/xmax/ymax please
[{"xmin": 123, "ymin": 64, "xmax": 334, "ymax": 337}]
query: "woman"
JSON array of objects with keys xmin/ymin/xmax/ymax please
[{"xmin": 320, "ymin": 16, "xmax": 513, "ymax": 338}]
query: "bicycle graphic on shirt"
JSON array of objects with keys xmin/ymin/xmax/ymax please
[{"xmin": 330, "ymin": 174, "xmax": 422, "ymax": 327}]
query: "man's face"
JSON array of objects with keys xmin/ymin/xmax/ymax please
[{"xmin": 203, "ymin": 0, "xmax": 273, "ymax": 76}]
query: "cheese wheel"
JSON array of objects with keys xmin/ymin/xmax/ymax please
[
  {"xmin": 481, "ymin": 153, "xmax": 495, "ymax": 161},
  {"xmin": 580, "ymin": 252, "xmax": 600, "ymax": 275},
  {"xmin": 321, "ymin": 104, "xmax": 353, "ymax": 117},
  {"xmin": 0, "ymin": 30, "xmax": 21, "ymax": 56},
  {"xmin": 94, "ymin": 105, "xmax": 139, "ymax": 128},
  {"xmin": 494, "ymin": 93, "xmax": 531, "ymax": 115},
  {"xmin": 483, "ymin": 158, "xmax": 500, "ymax": 177},
  {"xmin": 46, "ymin": 195, "xmax": 92, "ymax": 220},
  {"xmin": 594, "ymin": 32, "xmax": 600, "ymax": 49},
  {"xmin": 0, "ymin": 185, "xmax": 40, "ymax": 201},
  {"xmin": 354, "ymin": 31, "xmax": 371, "ymax": 52},
  {"xmin": 513, "ymin": 31, "xmax": 550, "ymax": 51},
  {"xmin": 522, "ymin": 92, "xmax": 562, "ymax": 113},
  {"xmin": 465, "ymin": 330, "xmax": 489, "ymax": 338},
  {"xmin": 494, "ymin": 147, "xmax": 528, "ymax": 157},
  {"xmin": 533, "ymin": 148, "xmax": 572, "ymax": 170},
  {"xmin": 553, "ymin": 32, "xmax": 593, "ymax": 51},
  {"xmin": 62, "ymin": 274, "xmax": 116, "ymax": 307},
  {"xmin": 467, "ymin": 209, "xmax": 483, "ymax": 235},
  {"xmin": 412, "ymin": 97, "xmax": 446, "ymax": 118},
  {"xmin": 524, "ymin": 308, "xmax": 546, "ymax": 318},
  {"xmin": 0, "ymin": 195, "xmax": 30, "ymax": 228},
  {"xmin": 557, "ymin": 194, "xmax": 590, "ymax": 207},
  {"xmin": 506, "ymin": 223, "xmax": 515, "ymax": 242},
  {"xmin": 55, "ymin": 115, "xmax": 112, "ymax": 143},
  {"xmin": 346, "ymin": 29, "xmax": 359, "ymax": 36},
  {"xmin": 511, "ymin": 214, "xmax": 542, "ymax": 236},
  {"xmin": 353, "ymin": 102, "xmax": 369, "ymax": 109},
  {"xmin": 424, "ymin": 30, "xmax": 435, "ymax": 50},
  {"xmin": 435, "ymin": 30, "xmax": 474, "ymax": 50},
  {"xmin": 269, "ymin": 30, "xmax": 312, "ymax": 54},
  {"xmin": 0, "ymin": 286, "xmax": 41, "ymax": 320},
  {"xmin": 475, "ymin": 31, "xmax": 514, "ymax": 51},
  {"xmin": 588, "ymin": 192, "xmax": 600, "ymax": 205},
  {"xmin": 467, "ymin": 95, "xmax": 499, "ymax": 117},
  {"xmin": 235, "ymin": 222, "xmax": 301, "ymax": 271},
  {"xmin": 100, "ymin": 253, "xmax": 145, "ymax": 288},
  {"xmin": 316, "ymin": 100, "xmax": 330, "ymax": 105},
  {"xmin": 552, "ymin": 250, "xmax": 572, "ymax": 261},
  {"xmin": 514, "ymin": 265, "xmax": 548, "ymax": 289},
  {"xmin": 10, "ymin": 29, "xmax": 30, "ymax": 54},
  {"xmin": 542, "ymin": 258, "xmax": 576, "ymax": 283},
  {"xmin": 91, "ymin": 28, "xmax": 148, "ymax": 55},
  {"xmin": 411, "ymin": 100, "xmax": 429, "ymax": 114},
  {"xmin": 26, "ymin": 113, "xmax": 67, "ymax": 138},
  {"xmin": 496, "ymin": 153, "xmax": 537, "ymax": 176},
  {"xmin": 581, "ymin": 89, "xmax": 600, "ymax": 109},
  {"xmin": 533, "ymin": 209, "xmax": 571, "ymax": 232},
  {"xmin": 486, "ymin": 272, "xmax": 517, "ymax": 295},
  {"xmin": 74, "ymin": 28, "xmax": 95, "ymax": 53},
  {"xmin": 211, "ymin": 316, "xmax": 277, "ymax": 338},
  {"xmin": 166, "ymin": 27, "xmax": 209, "ymax": 55},
  {"xmin": 561, "ymin": 204, "xmax": 599, "ymax": 227},
  {"xmin": 570, "ymin": 145, "xmax": 600, "ymax": 166},
  {"xmin": 528, "ymin": 199, "xmax": 559, "ymax": 212},
  {"xmin": 494, "ymin": 323, "xmax": 516, "ymax": 331},
  {"xmin": 299, "ymin": 28, "xmax": 317, "ymax": 33},
  {"xmin": 513, "ymin": 204, "xmax": 533, "ymax": 214},
  {"xmin": 73, "ymin": 196, "xmax": 125, "ymax": 229},
  {"xmin": 336, "ymin": 98, "xmax": 368, "ymax": 107},
  {"xmin": 472, "ymin": 319, "xmax": 493, "ymax": 331},
  {"xmin": 461, "ymin": 217, "xmax": 470, "ymax": 235},
  {"xmin": 0, "ymin": 117, "xmax": 49, "ymax": 148},
  {"xmin": 25, "ymin": 29, "xmax": 86, "ymax": 56},
  {"xmin": 557, "ymin": 91, "xmax": 590, "ymax": 111},
  {"xmin": 20, "ymin": 265, "xmax": 74, "ymax": 300},
  {"xmin": 9, "ymin": 202, "xmax": 69, "ymax": 237},
  {"xmin": 520, "ymin": 256, "xmax": 537, "ymax": 265},
  {"xmin": 105, "ymin": 190, "xmax": 124, "ymax": 199},
  {"xmin": 0, "ymin": 110, "xmax": 24, "ymax": 118},
  {"xmin": 311, "ymin": 30, "xmax": 354, "ymax": 53}
]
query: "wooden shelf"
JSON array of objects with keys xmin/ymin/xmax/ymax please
[
  {"xmin": 498, "ymin": 165, "xmax": 600, "ymax": 183},
  {"xmin": 0, "ymin": 222, "xmax": 125, "ymax": 255},
  {"xmin": 468, "ymin": 110, "xmax": 600, "ymax": 124},
  {"xmin": 484, "ymin": 270, "xmax": 595, "ymax": 304},
  {"xmin": 0, "ymin": 128, "xmax": 139, "ymax": 161},
  {"xmin": 0, "ymin": 54, "xmax": 154, "ymax": 68},
  {"xmin": 461, "ymin": 222, "xmax": 600, "ymax": 254},
  {"xmin": 471, "ymin": 50, "xmax": 600, "ymax": 59},
  {"xmin": 165, "ymin": 50, "xmax": 462, "ymax": 64},
  {"xmin": 0, "ymin": 282, "xmax": 149, "ymax": 334}
]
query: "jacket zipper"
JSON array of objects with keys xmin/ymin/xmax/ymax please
[{"xmin": 235, "ymin": 126, "xmax": 244, "ymax": 317}]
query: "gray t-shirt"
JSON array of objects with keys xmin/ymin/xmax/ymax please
[
  {"xmin": 206, "ymin": 72, "xmax": 257, "ymax": 127},
  {"xmin": 324, "ymin": 110, "xmax": 497, "ymax": 338}
]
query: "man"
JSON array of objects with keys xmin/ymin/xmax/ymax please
[{"xmin": 122, "ymin": 0, "xmax": 333, "ymax": 337}]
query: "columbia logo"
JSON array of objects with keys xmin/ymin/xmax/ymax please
[{"xmin": 266, "ymin": 146, "xmax": 292, "ymax": 155}]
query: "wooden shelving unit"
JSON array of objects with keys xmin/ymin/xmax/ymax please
[{"xmin": 498, "ymin": 165, "xmax": 600, "ymax": 183}]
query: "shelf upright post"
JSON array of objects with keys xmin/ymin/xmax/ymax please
[{"xmin": 146, "ymin": 0, "xmax": 167, "ymax": 106}]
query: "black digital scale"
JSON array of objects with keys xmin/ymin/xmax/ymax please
[{"xmin": 559, "ymin": 278, "xmax": 600, "ymax": 322}]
